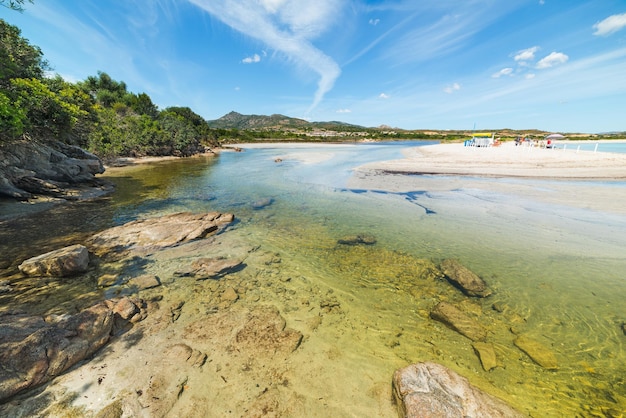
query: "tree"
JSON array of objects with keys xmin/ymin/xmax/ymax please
[
  {"xmin": 0, "ymin": 0, "xmax": 33, "ymax": 12},
  {"xmin": 0, "ymin": 18, "xmax": 48, "ymax": 86},
  {"xmin": 78, "ymin": 72, "xmax": 128, "ymax": 107}
]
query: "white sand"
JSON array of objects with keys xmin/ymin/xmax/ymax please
[{"xmin": 357, "ymin": 141, "xmax": 626, "ymax": 179}]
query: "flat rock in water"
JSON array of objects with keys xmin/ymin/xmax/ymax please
[
  {"xmin": 472, "ymin": 341, "xmax": 498, "ymax": 371},
  {"xmin": 514, "ymin": 335, "xmax": 558, "ymax": 370},
  {"xmin": 392, "ymin": 362, "xmax": 525, "ymax": 417},
  {"xmin": 430, "ymin": 301, "xmax": 487, "ymax": 341},
  {"xmin": 18, "ymin": 244, "xmax": 90, "ymax": 277},
  {"xmin": 440, "ymin": 259, "xmax": 492, "ymax": 297},
  {"xmin": 337, "ymin": 234, "xmax": 377, "ymax": 246},
  {"xmin": 87, "ymin": 212, "xmax": 235, "ymax": 257}
]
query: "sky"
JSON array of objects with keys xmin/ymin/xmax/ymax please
[{"xmin": 2, "ymin": 0, "xmax": 626, "ymax": 133}]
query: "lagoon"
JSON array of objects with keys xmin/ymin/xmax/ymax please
[{"xmin": 1, "ymin": 141, "xmax": 625, "ymax": 416}]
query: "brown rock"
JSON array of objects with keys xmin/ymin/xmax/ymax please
[
  {"xmin": 0, "ymin": 302, "xmax": 114, "ymax": 401},
  {"xmin": 337, "ymin": 234, "xmax": 377, "ymax": 245},
  {"xmin": 430, "ymin": 301, "xmax": 487, "ymax": 341},
  {"xmin": 128, "ymin": 274, "xmax": 161, "ymax": 290},
  {"xmin": 87, "ymin": 212, "xmax": 235, "ymax": 257},
  {"xmin": 221, "ymin": 287, "xmax": 239, "ymax": 303},
  {"xmin": 472, "ymin": 341, "xmax": 497, "ymax": 371},
  {"xmin": 190, "ymin": 257, "xmax": 244, "ymax": 279},
  {"xmin": 514, "ymin": 335, "xmax": 558, "ymax": 370},
  {"xmin": 392, "ymin": 362, "xmax": 525, "ymax": 418},
  {"xmin": 18, "ymin": 244, "xmax": 90, "ymax": 277},
  {"xmin": 440, "ymin": 259, "xmax": 491, "ymax": 297}
]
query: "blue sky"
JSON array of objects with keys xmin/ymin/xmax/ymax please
[{"xmin": 2, "ymin": 0, "xmax": 626, "ymax": 133}]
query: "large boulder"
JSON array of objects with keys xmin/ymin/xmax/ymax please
[
  {"xmin": 87, "ymin": 212, "xmax": 235, "ymax": 257},
  {"xmin": 392, "ymin": 362, "xmax": 525, "ymax": 418},
  {"xmin": 430, "ymin": 301, "xmax": 487, "ymax": 341},
  {"xmin": 0, "ymin": 140, "xmax": 106, "ymax": 200},
  {"xmin": 0, "ymin": 297, "xmax": 146, "ymax": 402},
  {"xmin": 18, "ymin": 244, "xmax": 90, "ymax": 277},
  {"xmin": 440, "ymin": 259, "xmax": 492, "ymax": 297}
]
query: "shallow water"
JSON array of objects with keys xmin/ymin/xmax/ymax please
[{"xmin": 1, "ymin": 142, "xmax": 626, "ymax": 416}]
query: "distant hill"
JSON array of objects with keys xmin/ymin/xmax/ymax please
[{"xmin": 207, "ymin": 111, "xmax": 364, "ymax": 131}]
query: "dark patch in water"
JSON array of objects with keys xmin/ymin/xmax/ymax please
[{"xmin": 339, "ymin": 188, "xmax": 436, "ymax": 214}]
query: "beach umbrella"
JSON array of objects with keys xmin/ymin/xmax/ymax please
[{"xmin": 545, "ymin": 133, "xmax": 566, "ymax": 140}]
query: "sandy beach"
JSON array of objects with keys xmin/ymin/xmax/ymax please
[
  {"xmin": 348, "ymin": 141, "xmax": 626, "ymax": 215},
  {"xmin": 357, "ymin": 141, "xmax": 626, "ymax": 179}
]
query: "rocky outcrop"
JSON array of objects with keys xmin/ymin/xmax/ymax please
[
  {"xmin": 440, "ymin": 259, "xmax": 492, "ymax": 297},
  {"xmin": 18, "ymin": 244, "xmax": 90, "ymax": 277},
  {"xmin": 513, "ymin": 335, "xmax": 558, "ymax": 370},
  {"xmin": 392, "ymin": 362, "xmax": 525, "ymax": 417},
  {"xmin": 87, "ymin": 211, "xmax": 235, "ymax": 258},
  {"xmin": 0, "ymin": 297, "xmax": 146, "ymax": 402},
  {"xmin": 0, "ymin": 140, "xmax": 107, "ymax": 200},
  {"xmin": 430, "ymin": 301, "xmax": 487, "ymax": 341}
]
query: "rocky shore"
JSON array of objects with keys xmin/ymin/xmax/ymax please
[{"xmin": 1, "ymin": 203, "xmax": 565, "ymax": 416}]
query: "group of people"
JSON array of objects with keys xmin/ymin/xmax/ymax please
[{"xmin": 514, "ymin": 136, "xmax": 554, "ymax": 148}]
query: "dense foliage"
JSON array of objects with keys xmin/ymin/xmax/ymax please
[{"xmin": 0, "ymin": 18, "xmax": 219, "ymax": 160}]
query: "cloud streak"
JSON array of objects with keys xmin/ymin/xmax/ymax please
[
  {"xmin": 187, "ymin": 0, "xmax": 342, "ymax": 113},
  {"xmin": 593, "ymin": 13, "xmax": 626, "ymax": 36}
]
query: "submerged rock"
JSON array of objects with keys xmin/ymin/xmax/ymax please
[
  {"xmin": 337, "ymin": 234, "xmax": 377, "ymax": 246},
  {"xmin": 440, "ymin": 259, "xmax": 492, "ymax": 297},
  {"xmin": 392, "ymin": 362, "xmax": 525, "ymax": 418},
  {"xmin": 18, "ymin": 244, "xmax": 90, "ymax": 277},
  {"xmin": 472, "ymin": 341, "xmax": 498, "ymax": 371},
  {"xmin": 514, "ymin": 335, "xmax": 558, "ymax": 370},
  {"xmin": 174, "ymin": 257, "xmax": 245, "ymax": 280},
  {"xmin": 430, "ymin": 301, "xmax": 487, "ymax": 341},
  {"xmin": 252, "ymin": 197, "xmax": 273, "ymax": 209}
]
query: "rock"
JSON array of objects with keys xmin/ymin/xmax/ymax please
[
  {"xmin": 191, "ymin": 257, "xmax": 244, "ymax": 279},
  {"xmin": 0, "ymin": 301, "xmax": 115, "ymax": 401},
  {"xmin": 87, "ymin": 212, "xmax": 235, "ymax": 257},
  {"xmin": 440, "ymin": 259, "xmax": 492, "ymax": 297},
  {"xmin": 337, "ymin": 234, "xmax": 377, "ymax": 246},
  {"xmin": 128, "ymin": 274, "xmax": 161, "ymax": 290},
  {"xmin": 184, "ymin": 305, "xmax": 303, "ymax": 357},
  {"xmin": 252, "ymin": 197, "xmax": 273, "ymax": 209},
  {"xmin": 472, "ymin": 341, "xmax": 498, "ymax": 371},
  {"xmin": 18, "ymin": 244, "xmax": 90, "ymax": 277},
  {"xmin": 392, "ymin": 362, "xmax": 525, "ymax": 418},
  {"xmin": 430, "ymin": 301, "xmax": 487, "ymax": 341},
  {"xmin": 0, "ymin": 140, "xmax": 106, "ymax": 200},
  {"xmin": 165, "ymin": 343, "xmax": 207, "ymax": 368},
  {"xmin": 513, "ymin": 335, "xmax": 558, "ymax": 370},
  {"xmin": 221, "ymin": 287, "xmax": 239, "ymax": 303},
  {"xmin": 98, "ymin": 273, "xmax": 119, "ymax": 287}
]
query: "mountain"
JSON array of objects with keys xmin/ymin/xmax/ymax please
[{"xmin": 207, "ymin": 111, "xmax": 364, "ymax": 130}]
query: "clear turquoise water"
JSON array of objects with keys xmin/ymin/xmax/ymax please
[{"xmin": 1, "ymin": 141, "xmax": 625, "ymax": 416}]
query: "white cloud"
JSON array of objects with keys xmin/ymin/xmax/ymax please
[
  {"xmin": 336, "ymin": 108, "xmax": 351, "ymax": 113},
  {"xmin": 525, "ymin": 73, "xmax": 536, "ymax": 80},
  {"xmin": 379, "ymin": 93, "xmax": 390, "ymax": 99},
  {"xmin": 443, "ymin": 83, "xmax": 461, "ymax": 94},
  {"xmin": 369, "ymin": 18, "xmax": 380, "ymax": 26},
  {"xmin": 188, "ymin": 0, "xmax": 343, "ymax": 112},
  {"xmin": 593, "ymin": 13, "xmax": 626, "ymax": 36},
  {"xmin": 242, "ymin": 53, "xmax": 261, "ymax": 64},
  {"xmin": 514, "ymin": 46, "xmax": 539, "ymax": 62},
  {"xmin": 536, "ymin": 52, "xmax": 569, "ymax": 69},
  {"xmin": 492, "ymin": 67, "xmax": 514, "ymax": 78}
]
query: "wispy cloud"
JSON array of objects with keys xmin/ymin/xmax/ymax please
[
  {"xmin": 379, "ymin": 93, "xmax": 390, "ymax": 99},
  {"xmin": 492, "ymin": 68, "xmax": 513, "ymax": 78},
  {"xmin": 242, "ymin": 53, "xmax": 261, "ymax": 64},
  {"xmin": 536, "ymin": 52, "xmax": 569, "ymax": 69},
  {"xmin": 369, "ymin": 18, "xmax": 380, "ymax": 26},
  {"xmin": 336, "ymin": 108, "xmax": 351, "ymax": 113},
  {"xmin": 444, "ymin": 83, "xmax": 461, "ymax": 94},
  {"xmin": 187, "ymin": 0, "xmax": 343, "ymax": 112},
  {"xmin": 514, "ymin": 46, "xmax": 539, "ymax": 62},
  {"xmin": 593, "ymin": 13, "xmax": 626, "ymax": 36}
]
